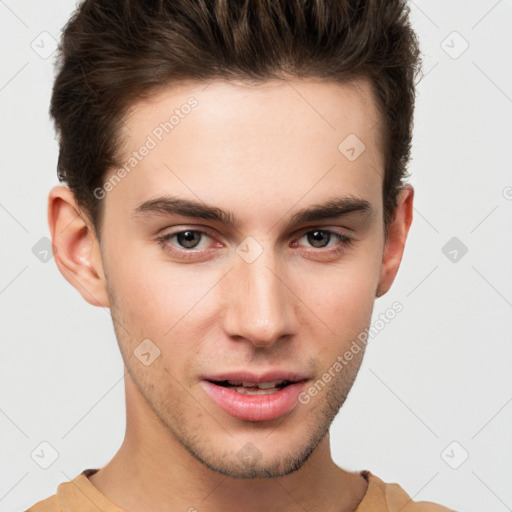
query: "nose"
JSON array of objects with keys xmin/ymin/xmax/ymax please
[{"xmin": 221, "ymin": 246, "xmax": 296, "ymax": 348}]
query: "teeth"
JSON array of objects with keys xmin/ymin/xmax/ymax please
[
  {"xmin": 226, "ymin": 380, "xmax": 285, "ymax": 389},
  {"xmin": 234, "ymin": 387, "xmax": 279, "ymax": 395},
  {"xmin": 257, "ymin": 381, "xmax": 282, "ymax": 389}
]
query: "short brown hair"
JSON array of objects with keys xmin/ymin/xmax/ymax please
[{"xmin": 50, "ymin": 0, "xmax": 422, "ymax": 238}]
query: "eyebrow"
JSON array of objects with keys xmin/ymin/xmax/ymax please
[{"xmin": 132, "ymin": 194, "xmax": 373, "ymax": 230}]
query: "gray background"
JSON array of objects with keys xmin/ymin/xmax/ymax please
[{"xmin": 1, "ymin": 1, "xmax": 511, "ymax": 511}]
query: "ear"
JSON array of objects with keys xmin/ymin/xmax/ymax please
[
  {"xmin": 47, "ymin": 185, "xmax": 109, "ymax": 307},
  {"xmin": 376, "ymin": 185, "xmax": 414, "ymax": 297}
]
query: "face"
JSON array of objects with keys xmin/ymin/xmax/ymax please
[{"xmin": 70, "ymin": 78, "xmax": 399, "ymax": 478}]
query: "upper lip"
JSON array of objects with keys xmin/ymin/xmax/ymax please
[{"xmin": 202, "ymin": 370, "xmax": 310, "ymax": 384}]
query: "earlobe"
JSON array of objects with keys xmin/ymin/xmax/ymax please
[
  {"xmin": 376, "ymin": 185, "xmax": 414, "ymax": 298},
  {"xmin": 47, "ymin": 185, "xmax": 109, "ymax": 307}
]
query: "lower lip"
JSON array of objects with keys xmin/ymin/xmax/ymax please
[{"xmin": 200, "ymin": 380, "xmax": 308, "ymax": 422}]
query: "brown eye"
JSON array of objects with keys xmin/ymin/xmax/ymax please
[
  {"xmin": 306, "ymin": 230, "xmax": 332, "ymax": 248},
  {"xmin": 156, "ymin": 229, "xmax": 214, "ymax": 258},
  {"xmin": 175, "ymin": 230, "xmax": 203, "ymax": 249},
  {"xmin": 291, "ymin": 229, "xmax": 354, "ymax": 260},
  {"xmin": 298, "ymin": 229, "xmax": 351, "ymax": 250}
]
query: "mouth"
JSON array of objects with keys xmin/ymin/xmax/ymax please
[{"xmin": 200, "ymin": 374, "xmax": 309, "ymax": 422}]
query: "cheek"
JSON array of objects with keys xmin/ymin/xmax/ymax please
[
  {"xmin": 302, "ymin": 246, "xmax": 381, "ymax": 331},
  {"xmin": 292, "ymin": 253, "xmax": 381, "ymax": 380},
  {"xmin": 105, "ymin": 248, "xmax": 216, "ymax": 372},
  {"xmin": 306, "ymin": 285, "xmax": 374, "ymax": 360},
  {"xmin": 105, "ymin": 239, "xmax": 199, "ymax": 328}
]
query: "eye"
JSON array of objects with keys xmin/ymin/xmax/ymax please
[
  {"xmin": 290, "ymin": 229, "xmax": 354, "ymax": 259},
  {"xmin": 295, "ymin": 229, "xmax": 352, "ymax": 250},
  {"xmin": 171, "ymin": 230, "xmax": 207, "ymax": 249},
  {"xmin": 156, "ymin": 229, "xmax": 216, "ymax": 259}
]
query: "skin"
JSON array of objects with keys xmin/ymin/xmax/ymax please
[{"xmin": 48, "ymin": 77, "xmax": 413, "ymax": 512}]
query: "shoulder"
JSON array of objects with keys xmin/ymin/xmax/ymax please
[
  {"xmin": 356, "ymin": 470, "xmax": 456, "ymax": 512},
  {"xmin": 24, "ymin": 493, "xmax": 61, "ymax": 512},
  {"xmin": 23, "ymin": 468, "xmax": 98, "ymax": 512},
  {"xmin": 23, "ymin": 468, "xmax": 121, "ymax": 512}
]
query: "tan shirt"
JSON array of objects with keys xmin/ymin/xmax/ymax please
[{"xmin": 26, "ymin": 468, "xmax": 455, "ymax": 511}]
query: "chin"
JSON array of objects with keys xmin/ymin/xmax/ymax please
[{"xmin": 178, "ymin": 416, "xmax": 329, "ymax": 480}]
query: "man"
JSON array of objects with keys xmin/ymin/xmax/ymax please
[{"xmin": 27, "ymin": 0, "xmax": 455, "ymax": 510}]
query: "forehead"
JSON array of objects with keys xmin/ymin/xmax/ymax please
[
  {"xmin": 107, "ymin": 77, "xmax": 385, "ymax": 226},
  {"xmin": 121, "ymin": 76, "xmax": 383, "ymax": 156}
]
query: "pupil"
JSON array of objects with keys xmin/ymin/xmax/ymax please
[
  {"xmin": 308, "ymin": 230, "xmax": 330, "ymax": 248},
  {"xmin": 178, "ymin": 231, "xmax": 200, "ymax": 249}
]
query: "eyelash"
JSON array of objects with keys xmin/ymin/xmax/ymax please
[{"xmin": 156, "ymin": 228, "xmax": 353, "ymax": 260}]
